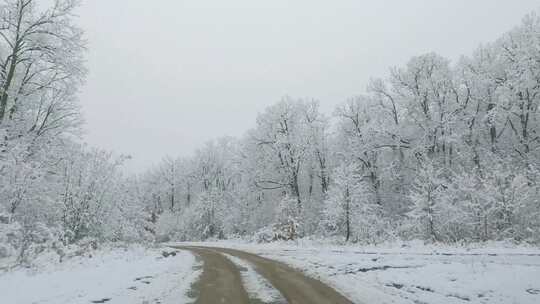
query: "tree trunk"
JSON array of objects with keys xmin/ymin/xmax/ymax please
[
  {"xmin": 345, "ymin": 186, "xmax": 351, "ymax": 242},
  {"xmin": 0, "ymin": 3, "xmax": 23, "ymax": 123}
]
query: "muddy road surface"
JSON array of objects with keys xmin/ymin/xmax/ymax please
[{"xmin": 174, "ymin": 246, "xmax": 355, "ymax": 304}]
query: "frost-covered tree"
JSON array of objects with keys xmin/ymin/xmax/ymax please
[
  {"xmin": 57, "ymin": 144, "xmax": 127, "ymax": 244},
  {"xmin": 407, "ymin": 162, "xmax": 450, "ymax": 242},
  {"xmin": 248, "ymin": 98, "xmax": 312, "ymax": 209}
]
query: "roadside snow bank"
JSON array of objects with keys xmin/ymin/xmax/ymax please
[{"xmin": 0, "ymin": 245, "xmax": 200, "ymax": 304}]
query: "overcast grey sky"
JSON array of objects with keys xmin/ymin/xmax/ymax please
[{"xmin": 76, "ymin": 0, "xmax": 539, "ymax": 171}]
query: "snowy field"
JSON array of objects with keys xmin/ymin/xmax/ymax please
[
  {"xmin": 183, "ymin": 240, "xmax": 540, "ymax": 304},
  {"xmin": 0, "ymin": 245, "xmax": 200, "ymax": 304}
]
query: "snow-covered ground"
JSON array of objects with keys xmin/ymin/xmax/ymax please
[
  {"xmin": 0, "ymin": 245, "xmax": 200, "ymax": 304},
  {"xmin": 2, "ymin": 240, "xmax": 539, "ymax": 304},
  {"xmin": 183, "ymin": 240, "xmax": 540, "ymax": 304}
]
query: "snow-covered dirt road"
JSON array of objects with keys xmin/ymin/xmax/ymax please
[
  {"xmin": 177, "ymin": 246, "xmax": 354, "ymax": 304},
  {"xmin": 0, "ymin": 245, "xmax": 354, "ymax": 304},
  {"xmin": 2, "ymin": 242, "xmax": 539, "ymax": 304},
  {"xmin": 192, "ymin": 241, "xmax": 540, "ymax": 304}
]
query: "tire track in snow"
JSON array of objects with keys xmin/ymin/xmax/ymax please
[
  {"xmin": 223, "ymin": 253, "xmax": 287, "ymax": 304},
  {"xmin": 175, "ymin": 246, "xmax": 355, "ymax": 304}
]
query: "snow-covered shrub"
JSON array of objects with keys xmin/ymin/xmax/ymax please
[
  {"xmin": 14, "ymin": 221, "xmax": 61, "ymax": 265},
  {"xmin": 194, "ymin": 190, "xmax": 225, "ymax": 239},
  {"xmin": 253, "ymin": 226, "xmax": 275, "ymax": 243},
  {"xmin": 155, "ymin": 211, "xmax": 182, "ymax": 242},
  {"xmin": 272, "ymin": 196, "xmax": 301, "ymax": 241},
  {"xmin": 321, "ymin": 164, "xmax": 388, "ymax": 243},
  {"xmin": 0, "ymin": 214, "xmax": 20, "ymax": 260},
  {"xmin": 406, "ymin": 162, "xmax": 450, "ymax": 242}
]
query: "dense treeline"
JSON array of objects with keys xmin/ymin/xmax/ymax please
[
  {"xmin": 1, "ymin": 0, "xmax": 539, "ymax": 266},
  {"xmin": 145, "ymin": 13, "xmax": 540, "ymax": 244}
]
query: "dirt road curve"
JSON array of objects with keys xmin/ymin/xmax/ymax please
[{"xmin": 174, "ymin": 246, "xmax": 355, "ymax": 304}]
